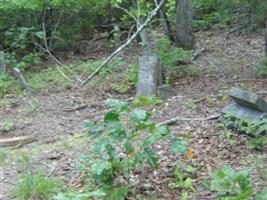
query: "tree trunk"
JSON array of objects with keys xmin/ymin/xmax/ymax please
[
  {"xmin": 131, "ymin": 0, "xmax": 149, "ymax": 44},
  {"xmin": 265, "ymin": 15, "xmax": 267, "ymax": 57},
  {"xmin": 175, "ymin": 0, "xmax": 194, "ymax": 49},
  {"xmin": 0, "ymin": 51, "xmax": 6, "ymax": 75}
]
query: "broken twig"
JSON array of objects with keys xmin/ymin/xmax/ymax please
[
  {"xmin": 225, "ymin": 78, "xmax": 267, "ymax": 84},
  {"xmin": 64, "ymin": 104, "xmax": 88, "ymax": 112},
  {"xmin": 0, "ymin": 135, "xmax": 36, "ymax": 148},
  {"xmin": 190, "ymin": 48, "xmax": 207, "ymax": 61},
  {"xmin": 157, "ymin": 114, "xmax": 220, "ymax": 126},
  {"xmin": 12, "ymin": 68, "xmax": 29, "ymax": 90}
]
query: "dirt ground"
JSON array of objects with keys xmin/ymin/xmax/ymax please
[{"xmin": 1, "ymin": 30, "xmax": 267, "ymax": 200}]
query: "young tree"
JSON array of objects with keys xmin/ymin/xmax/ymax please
[{"xmin": 175, "ymin": 0, "xmax": 194, "ymax": 50}]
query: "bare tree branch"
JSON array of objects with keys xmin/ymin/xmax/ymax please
[
  {"xmin": 34, "ymin": 23, "xmax": 83, "ymax": 83},
  {"xmin": 157, "ymin": 114, "xmax": 220, "ymax": 127},
  {"xmin": 82, "ymin": 0, "xmax": 166, "ymax": 86}
]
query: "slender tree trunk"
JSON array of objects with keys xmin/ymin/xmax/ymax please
[
  {"xmin": 157, "ymin": 0, "xmax": 173, "ymax": 41},
  {"xmin": 175, "ymin": 0, "xmax": 194, "ymax": 49},
  {"xmin": 0, "ymin": 51, "xmax": 5, "ymax": 75},
  {"xmin": 131, "ymin": 0, "xmax": 149, "ymax": 43},
  {"xmin": 265, "ymin": 15, "xmax": 267, "ymax": 57}
]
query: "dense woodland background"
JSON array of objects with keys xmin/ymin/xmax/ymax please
[{"xmin": 1, "ymin": 1, "xmax": 267, "ymax": 200}]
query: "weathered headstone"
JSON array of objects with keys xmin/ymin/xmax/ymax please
[
  {"xmin": 137, "ymin": 54, "xmax": 161, "ymax": 97},
  {"xmin": 0, "ymin": 51, "xmax": 6, "ymax": 75},
  {"xmin": 136, "ymin": 50, "xmax": 172, "ymax": 99},
  {"xmin": 222, "ymin": 88, "xmax": 267, "ymax": 135}
]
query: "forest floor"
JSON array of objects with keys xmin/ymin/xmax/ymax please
[{"xmin": 1, "ymin": 30, "xmax": 267, "ymax": 200}]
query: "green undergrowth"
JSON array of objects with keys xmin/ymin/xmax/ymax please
[
  {"xmin": 0, "ymin": 57, "xmax": 124, "ymax": 97},
  {"xmin": 1, "ymin": 133, "xmax": 86, "ymax": 168},
  {"xmin": 12, "ymin": 174, "xmax": 62, "ymax": 200}
]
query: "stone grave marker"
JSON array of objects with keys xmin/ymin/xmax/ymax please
[
  {"xmin": 137, "ymin": 54, "xmax": 161, "ymax": 97},
  {"xmin": 222, "ymin": 88, "xmax": 267, "ymax": 135},
  {"xmin": 136, "ymin": 52, "xmax": 172, "ymax": 98}
]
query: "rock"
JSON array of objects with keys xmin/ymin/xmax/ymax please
[
  {"xmin": 222, "ymin": 88, "xmax": 267, "ymax": 135},
  {"xmin": 157, "ymin": 84, "xmax": 173, "ymax": 99},
  {"xmin": 228, "ymin": 88, "xmax": 267, "ymax": 112}
]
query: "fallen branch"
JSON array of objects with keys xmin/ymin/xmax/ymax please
[
  {"xmin": 64, "ymin": 104, "xmax": 88, "ymax": 112},
  {"xmin": 257, "ymin": 91, "xmax": 267, "ymax": 95},
  {"xmin": 157, "ymin": 114, "xmax": 220, "ymax": 126},
  {"xmin": 226, "ymin": 25, "xmax": 246, "ymax": 35},
  {"xmin": 12, "ymin": 68, "xmax": 29, "ymax": 90},
  {"xmin": 225, "ymin": 78, "xmax": 267, "ymax": 84},
  {"xmin": 0, "ymin": 135, "xmax": 36, "ymax": 148},
  {"xmin": 34, "ymin": 23, "xmax": 83, "ymax": 83},
  {"xmin": 190, "ymin": 48, "xmax": 207, "ymax": 61},
  {"xmin": 82, "ymin": 0, "xmax": 166, "ymax": 86}
]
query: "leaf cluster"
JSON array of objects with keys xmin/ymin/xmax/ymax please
[{"xmin": 82, "ymin": 98, "xmax": 187, "ymax": 199}]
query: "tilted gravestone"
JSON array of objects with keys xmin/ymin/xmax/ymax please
[
  {"xmin": 137, "ymin": 51, "xmax": 173, "ymax": 98},
  {"xmin": 222, "ymin": 88, "xmax": 267, "ymax": 135}
]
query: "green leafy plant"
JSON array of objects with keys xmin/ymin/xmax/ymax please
[
  {"xmin": 194, "ymin": 12, "xmax": 221, "ymax": 30},
  {"xmin": 4, "ymin": 27, "xmax": 42, "ymax": 70},
  {"xmin": 12, "ymin": 174, "xmax": 62, "ymax": 200},
  {"xmin": 132, "ymin": 96, "xmax": 162, "ymax": 108},
  {"xmin": 155, "ymin": 37, "xmax": 198, "ymax": 81},
  {"xmin": 255, "ymin": 58, "xmax": 267, "ymax": 77},
  {"xmin": 222, "ymin": 114, "xmax": 267, "ymax": 150},
  {"xmin": 81, "ymin": 98, "xmax": 187, "ymax": 199},
  {"xmin": 168, "ymin": 163, "xmax": 195, "ymax": 199},
  {"xmin": 208, "ymin": 165, "xmax": 253, "ymax": 200},
  {"xmin": 247, "ymin": 135, "xmax": 267, "ymax": 150},
  {"xmin": 155, "ymin": 37, "xmax": 192, "ymax": 69},
  {"xmin": 0, "ymin": 74, "xmax": 19, "ymax": 97},
  {"xmin": 245, "ymin": 155, "xmax": 267, "ymax": 182},
  {"xmin": 0, "ymin": 120, "xmax": 15, "ymax": 133},
  {"xmin": 112, "ymin": 62, "xmax": 139, "ymax": 93},
  {"xmin": 255, "ymin": 188, "xmax": 267, "ymax": 200}
]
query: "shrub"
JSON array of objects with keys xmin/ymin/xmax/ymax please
[
  {"xmin": 111, "ymin": 62, "xmax": 138, "ymax": 93},
  {"xmin": 208, "ymin": 166, "xmax": 253, "ymax": 199},
  {"xmin": 0, "ymin": 74, "xmax": 19, "ymax": 97},
  {"xmin": 80, "ymin": 98, "xmax": 187, "ymax": 199},
  {"xmin": 155, "ymin": 37, "xmax": 198, "ymax": 81}
]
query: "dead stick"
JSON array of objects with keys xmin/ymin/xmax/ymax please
[
  {"xmin": 82, "ymin": 0, "xmax": 166, "ymax": 86},
  {"xmin": 64, "ymin": 104, "xmax": 88, "ymax": 112},
  {"xmin": 225, "ymin": 78, "xmax": 267, "ymax": 83},
  {"xmin": 0, "ymin": 135, "xmax": 36, "ymax": 148},
  {"xmin": 190, "ymin": 48, "xmax": 207, "ymax": 61},
  {"xmin": 12, "ymin": 68, "xmax": 29, "ymax": 90},
  {"xmin": 157, "ymin": 114, "xmax": 220, "ymax": 126}
]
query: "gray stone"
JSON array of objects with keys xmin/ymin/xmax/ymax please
[
  {"xmin": 157, "ymin": 84, "xmax": 173, "ymax": 99},
  {"xmin": 0, "ymin": 51, "xmax": 6, "ymax": 75},
  {"xmin": 222, "ymin": 88, "xmax": 267, "ymax": 135},
  {"xmin": 137, "ymin": 54, "xmax": 160, "ymax": 97},
  {"xmin": 228, "ymin": 88, "xmax": 267, "ymax": 112}
]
